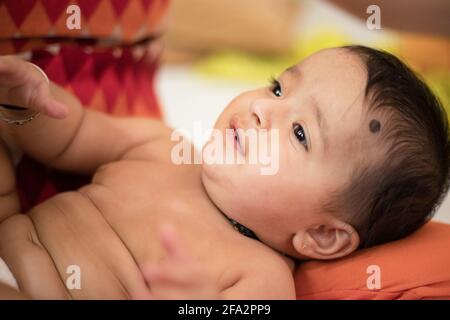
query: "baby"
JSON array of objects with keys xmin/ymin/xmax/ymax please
[{"xmin": 0, "ymin": 46, "xmax": 448, "ymax": 299}]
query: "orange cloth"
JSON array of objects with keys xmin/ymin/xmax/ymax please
[{"xmin": 295, "ymin": 221, "xmax": 450, "ymax": 299}]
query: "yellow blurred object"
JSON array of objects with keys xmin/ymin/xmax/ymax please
[
  {"xmin": 424, "ymin": 72, "xmax": 450, "ymax": 121},
  {"xmin": 291, "ymin": 27, "xmax": 352, "ymax": 61},
  {"xmin": 163, "ymin": 0, "xmax": 300, "ymax": 63}
]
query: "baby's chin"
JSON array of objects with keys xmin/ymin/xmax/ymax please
[
  {"xmin": 200, "ymin": 166, "xmax": 238, "ymax": 210},
  {"xmin": 200, "ymin": 165, "xmax": 221, "ymax": 202}
]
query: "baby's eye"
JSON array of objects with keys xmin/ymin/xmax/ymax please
[
  {"xmin": 293, "ymin": 122, "xmax": 308, "ymax": 150},
  {"xmin": 270, "ymin": 79, "xmax": 282, "ymax": 97}
]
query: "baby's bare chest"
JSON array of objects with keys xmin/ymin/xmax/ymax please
[
  {"xmin": 88, "ymin": 160, "xmax": 208, "ymax": 230},
  {"xmin": 78, "ymin": 161, "xmax": 255, "ymax": 288}
]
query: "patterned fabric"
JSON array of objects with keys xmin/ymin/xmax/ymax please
[
  {"xmin": 0, "ymin": 0, "xmax": 170, "ymax": 211},
  {"xmin": 0, "ymin": 0, "xmax": 168, "ymax": 51}
]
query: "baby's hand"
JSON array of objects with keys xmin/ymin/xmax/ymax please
[
  {"xmin": 0, "ymin": 56, "xmax": 68, "ymax": 119},
  {"xmin": 136, "ymin": 224, "xmax": 220, "ymax": 300}
]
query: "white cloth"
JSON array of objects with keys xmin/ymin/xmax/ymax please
[{"xmin": 0, "ymin": 256, "xmax": 18, "ymax": 290}]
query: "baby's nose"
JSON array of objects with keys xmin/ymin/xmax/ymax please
[{"xmin": 250, "ymin": 100, "xmax": 272, "ymax": 129}]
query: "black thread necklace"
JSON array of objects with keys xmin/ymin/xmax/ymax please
[{"xmin": 223, "ymin": 214, "xmax": 259, "ymax": 240}]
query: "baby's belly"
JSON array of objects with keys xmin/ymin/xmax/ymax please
[{"xmin": 0, "ymin": 190, "xmax": 148, "ymax": 299}]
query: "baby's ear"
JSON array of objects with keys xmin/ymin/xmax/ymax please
[{"xmin": 292, "ymin": 221, "xmax": 360, "ymax": 260}]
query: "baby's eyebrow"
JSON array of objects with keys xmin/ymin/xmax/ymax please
[
  {"xmin": 310, "ymin": 98, "xmax": 329, "ymax": 155},
  {"xmin": 285, "ymin": 65, "xmax": 301, "ymax": 77}
]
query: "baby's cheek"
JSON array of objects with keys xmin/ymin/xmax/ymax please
[{"xmin": 249, "ymin": 174, "xmax": 292, "ymax": 208}]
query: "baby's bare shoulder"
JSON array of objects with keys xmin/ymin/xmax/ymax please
[
  {"xmin": 90, "ymin": 159, "xmax": 201, "ymax": 198},
  {"xmin": 221, "ymin": 242, "xmax": 295, "ymax": 299}
]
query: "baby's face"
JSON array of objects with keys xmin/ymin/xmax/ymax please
[{"xmin": 202, "ymin": 48, "xmax": 371, "ymax": 254}]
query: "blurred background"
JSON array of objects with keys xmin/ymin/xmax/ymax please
[{"xmin": 154, "ymin": 0, "xmax": 450, "ymax": 222}]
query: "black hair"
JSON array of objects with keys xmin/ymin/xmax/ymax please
[{"xmin": 323, "ymin": 45, "xmax": 450, "ymax": 248}]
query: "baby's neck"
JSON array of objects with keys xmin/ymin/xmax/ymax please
[{"xmin": 201, "ymin": 181, "xmax": 296, "ymax": 274}]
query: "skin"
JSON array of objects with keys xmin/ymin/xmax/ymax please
[{"xmin": 0, "ymin": 48, "xmax": 370, "ymax": 299}]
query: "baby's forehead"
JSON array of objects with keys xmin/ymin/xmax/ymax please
[
  {"xmin": 286, "ymin": 48, "xmax": 367, "ymax": 83},
  {"xmin": 288, "ymin": 48, "xmax": 369, "ymax": 123},
  {"xmin": 309, "ymin": 47, "xmax": 363, "ymax": 65}
]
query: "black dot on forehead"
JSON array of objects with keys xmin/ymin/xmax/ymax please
[{"xmin": 369, "ymin": 119, "xmax": 381, "ymax": 133}]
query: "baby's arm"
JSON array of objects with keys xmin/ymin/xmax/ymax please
[
  {"xmin": 0, "ymin": 282, "xmax": 29, "ymax": 299},
  {"xmin": 220, "ymin": 269, "xmax": 296, "ymax": 300},
  {"xmin": 0, "ymin": 56, "xmax": 172, "ymax": 174},
  {"xmin": 0, "ymin": 138, "xmax": 20, "ymax": 221}
]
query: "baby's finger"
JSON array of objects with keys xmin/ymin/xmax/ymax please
[
  {"xmin": 19, "ymin": 82, "xmax": 68, "ymax": 119},
  {"xmin": 1, "ymin": 70, "xmax": 68, "ymax": 118},
  {"xmin": 158, "ymin": 223, "xmax": 191, "ymax": 262},
  {"xmin": 0, "ymin": 56, "xmax": 29, "ymax": 87},
  {"xmin": 36, "ymin": 92, "xmax": 69, "ymax": 119}
]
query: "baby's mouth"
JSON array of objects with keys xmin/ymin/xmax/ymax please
[
  {"xmin": 233, "ymin": 128, "xmax": 241, "ymax": 150},
  {"xmin": 230, "ymin": 117, "xmax": 245, "ymax": 156}
]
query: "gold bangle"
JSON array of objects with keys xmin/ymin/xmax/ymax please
[
  {"xmin": 0, "ymin": 62, "xmax": 47, "ymax": 126},
  {"xmin": 0, "ymin": 106, "xmax": 40, "ymax": 125}
]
